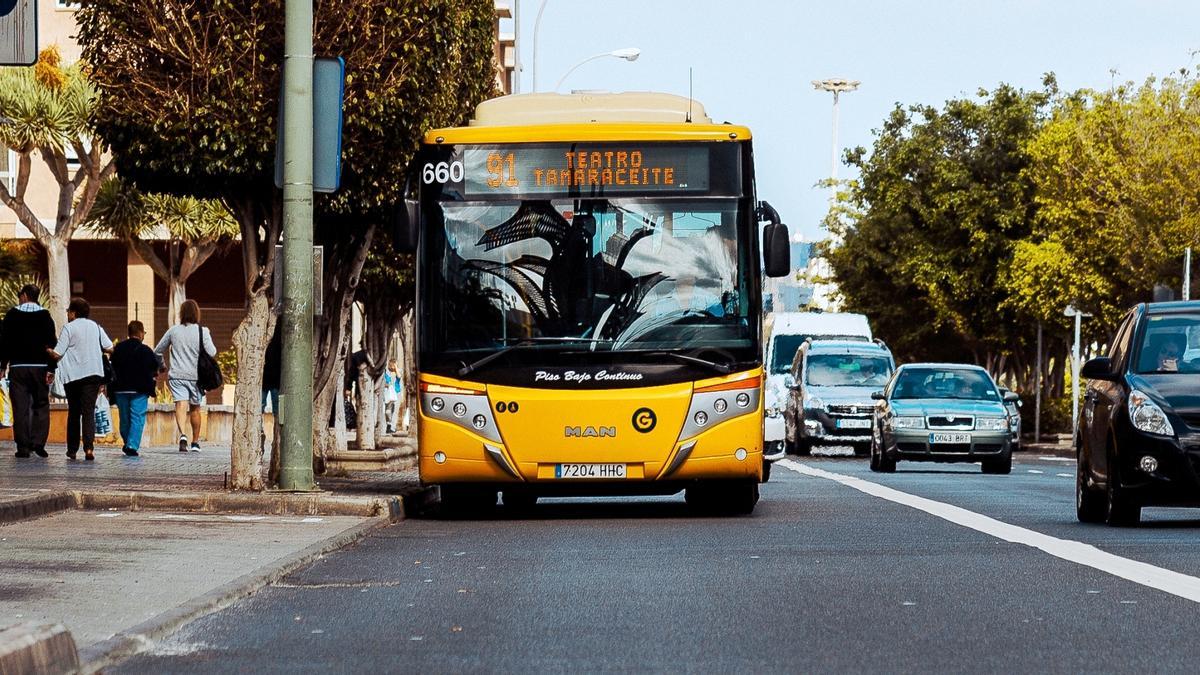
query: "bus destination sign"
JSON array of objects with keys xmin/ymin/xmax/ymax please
[{"xmin": 456, "ymin": 144, "xmax": 711, "ymax": 198}]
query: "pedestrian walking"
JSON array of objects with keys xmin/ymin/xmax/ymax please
[
  {"xmin": 154, "ymin": 300, "xmax": 217, "ymax": 453},
  {"xmin": 111, "ymin": 320, "xmax": 160, "ymax": 457},
  {"xmin": 383, "ymin": 359, "xmax": 400, "ymax": 434},
  {"xmin": 0, "ymin": 284, "xmax": 57, "ymax": 458},
  {"xmin": 49, "ymin": 297, "xmax": 113, "ymax": 461},
  {"xmin": 262, "ymin": 323, "xmax": 281, "ymax": 414}
]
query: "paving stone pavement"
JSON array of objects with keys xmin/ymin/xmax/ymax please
[{"xmin": 0, "ymin": 440, "xmax": 420, "ymax": 497}]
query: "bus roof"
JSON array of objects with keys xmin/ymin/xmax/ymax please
[{"xmin": 424, "ymin": 92, "xmax": 752, "ymax": 144}]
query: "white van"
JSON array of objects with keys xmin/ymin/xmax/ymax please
[{"xmin": 763, "ymin": 312, "xmax": 872, "ymax": 458}]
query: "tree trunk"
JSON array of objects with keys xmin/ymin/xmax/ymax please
[
  {"xmin": 44, "ymin": 239, "xmax": 70, "ymax": 334},
  {"xmin": 356, "ymin": 366, "xmax": 378, "ymax": 450},
  {"xmin": 168, "ymin": 277, "xmax": 186, "ymax": 327},
  {"xmin": 400, "ymin": 308, "xmax": 417, "ymax": 432},
  {"xmin": 229, "ymin": 292, "xmax": 274, "ymax": 490},
  {"xmin": 311, "ymin": 367, "xmax": 339, "ymax": 472}
]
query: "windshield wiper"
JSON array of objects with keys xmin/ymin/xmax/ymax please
[
  {"xmin": 637, "ymin": 350, "xmax": 734, "ymax": 375},
  {"xmin": 456, "ymin": 337, "xmax": 604, "ymax": 377}
]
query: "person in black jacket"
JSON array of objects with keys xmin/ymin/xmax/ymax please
[
  {"xmin": 0, "ymin": 284, "xmax": 57, "ymax": 458},
  {"xmin": 110, "ymin": 321, "xmax": 161, "ymax": 457}
]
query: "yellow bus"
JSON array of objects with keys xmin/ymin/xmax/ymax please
[{"xmin": 396, "ymin": 92, "xmax": 791, "ymax": 515}]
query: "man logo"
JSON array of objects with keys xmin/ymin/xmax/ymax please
[
  {"xmin": 632, "ymin": 407, "xmax": 656, "ymax": 433},
  {"xmin": 565, "ymin": 426, "xmax": 616, "ymax": 438}
]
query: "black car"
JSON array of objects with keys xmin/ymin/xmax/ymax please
[{"xmin": 1077, "ymin": 301, "xmax": 1200, "ymax": 526}]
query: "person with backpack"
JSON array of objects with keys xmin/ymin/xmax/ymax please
[
  {"xmin": 49, "ymin": 297, "xmax": 113, "ymax": 461},
  {"xmin": 0, "ymin": 284, "xmax": 57, "ymax": 458},
  {"xmin": 154, "ymin": 300, "xmax": 217, "ymax": 452},
  {"xmin": 111, "ymin": 321, "xmax": 161, "ymax": 457}
]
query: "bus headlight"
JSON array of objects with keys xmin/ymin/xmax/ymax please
[
  {"xmin": 431, "ymin": 397, "xmax": 445, "ymax": 412},
  {"xmin": 694, "ymin": 411, "xmax": 709, "ymax": 426},
  {"xmin": 714, "ymin": 398, "xmax": 728, "ymax": 414},
  {"xmin": 472, "ymin": 414, "xmax": 487, "ymax": 430},
  {"xmin": 452, "ymin": 402, "xmax": 467, "ymax": 418},
  {"xmin": 736, "ymin": 393, "xmax": 751, "ymax": 408}
]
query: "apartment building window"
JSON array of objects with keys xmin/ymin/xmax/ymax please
[
  {"xmin": 0, "ymin": 147, "xmax": 15, "ymax": 195},
  {"xmin": 55, "ymin": 0, "xmax": 81, "ymax": 9}
]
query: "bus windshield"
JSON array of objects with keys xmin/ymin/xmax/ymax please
[{"xmin": 424, "ymin": 197, "xmax": 754, "ymax": 361}]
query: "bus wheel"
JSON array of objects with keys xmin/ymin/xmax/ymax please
[
  {"xmin": 686, "ymin": 481, "xmax": 758, "ymax": 516},
  {"xmin": 439, "ymin": 485, "xmax": 497, "ymax": 517},
  {"xmin": 502, "ymin": 489, "xmax": 538, "ymax": 513}
]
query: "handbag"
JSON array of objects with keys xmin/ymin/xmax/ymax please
[
  {"xmin": 100, "ymin": 332, "xmax": 116, "ymax": 389},
  {"xmin": 195, "ymin": 324, "xmax": 224, "ymax": 393}
]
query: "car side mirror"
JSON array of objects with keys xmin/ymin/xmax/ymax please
[
  {"xmin": 870, "ymin": 391, "xmax": 886, "ymax": 401},
  {"xmin": 1002, "ymin": 391, "xmax": 1020, "ymax": 403},
  {"xmin": 783, "ymin": 374, "xmax": 796, "ymax": 390},
  {"xmin": 391, "ymin": 198, "xmax": 421, "ymax": 253},
  {"xmin": 1081, "ymin": 357, "xmax": 1116, "ymax": 381}
]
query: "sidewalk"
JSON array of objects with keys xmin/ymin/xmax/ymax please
[{"xmin": 0, "ymin": 438, "xmax": 428, "ymax": 672}]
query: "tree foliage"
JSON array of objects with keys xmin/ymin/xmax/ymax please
[{"xmin": 827, "ymin": 84, "xmax": 1049, "ymax": 367}]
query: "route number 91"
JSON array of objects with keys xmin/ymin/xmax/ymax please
[{"xmin": 422, "ymin": 161, "xmax": 464, "ymax": 184}]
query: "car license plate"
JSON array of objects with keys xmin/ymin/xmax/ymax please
[
  {"xmin": 556, "ymin": 463, "xmax": 627, "ymax": 479},
  {"xmin": 929, "ymin": 433, "xmax": 971, "ymax": 444},
  {"xmin": 836, "ymin": 418, "xmax": 872, "ymax": 429}
]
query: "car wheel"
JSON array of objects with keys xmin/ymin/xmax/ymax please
[
  {"xmin": 796, "ymin": 438, "xmax": 813, "ymax": 456},
  {"xmin": 852, "ymin": 442, "xmax": 870, "ymax": 458},
  {"xmin": 869, "ymin": 435, "xmax": 881, "ymax": 472},
  {"xmin": 1105, "ymin": 453, "xmax": 1140, "ymax": 527},
  {"xmin": 876, "ymin": 440, "xmax": 896, "ymax": 473},
  {"xmin": 1076, "ymin": 450, "xmax": 1105, "ymax": 524},
  {"xmin": 981, "ymin": 450, "xmax": 1012, "ymax": 475}
]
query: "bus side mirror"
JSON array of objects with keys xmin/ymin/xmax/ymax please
[
  {"xmin": 392, "ymin": 198, "xmax": 421, "ymax": 253},
  {"xmin": 763, "ymin": 223, "xmax": 791, "ymax": 278}
]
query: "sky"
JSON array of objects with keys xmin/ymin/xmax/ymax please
[{"xmin": 501, "ymin": 0, "xmax": 1200, "ymax": 240}]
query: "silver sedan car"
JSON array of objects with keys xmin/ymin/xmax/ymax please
[{"xmin": 869, "ymin": 364, "xmax": 1019, "ymax": 474}]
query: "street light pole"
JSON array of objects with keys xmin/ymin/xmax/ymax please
[
  {"xmin": 530, "ymin": 0, "xmax": 550, "ymax": 92},
  {"xmin": 553, "ymin": 48, "xmax": 640, "ymax": 92},
  {"xmin": 1064, "ymin": 305, "xmax": 1091, "ymax": 444},
  {"xmin": 812, "ymin": 77, "xmax": 860, "ymax": 200},
  {"xmin": 512, "ymin": 0, "xmax": 522, "ymax": 94},
  {"xmin": 279, "ymin": 0, "xmax": 316, "ymax": 491}
]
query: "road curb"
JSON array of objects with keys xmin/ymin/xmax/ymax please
[
  {"xmin": 71, "ymin": 489, "xmax": 407, "ymax": 518},
  {"xmin": 0, "ymin": 492, "xmax": 75, "ymax": 525},
  {"xmin": 76, "ymin": 487, "xmax": 434, "ymax": 673},
  {"xmin": 0, "ymin": 622, "xmax": 79, "ymax": 675}
]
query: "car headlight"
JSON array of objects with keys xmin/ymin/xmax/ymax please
[
  {"xmin": 893, "ymin": 416, "xmax": 925, "ymax": 429},
  {"xmin": 804, "ymin": 395, "xmax": 827, "ymax": 412},
  {"xmin": 1129, "ymin": 389, "xmax": 1174, "ymax": 437},
  {"xmin": 976, "ymin": 417, "xmax": 1008, "ymax": 431}
]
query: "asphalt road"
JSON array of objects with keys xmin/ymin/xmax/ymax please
[{"xmin": 118, "ymin": 453, "xmax": 1200, "ymax": 673}]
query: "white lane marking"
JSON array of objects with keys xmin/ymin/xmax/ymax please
[
  {"xmin": 224, "ymin": 515, "xmax": 267, "ymax": 522},
  {"xmin": 1039, "ymin": 456, "xmax": 1074, "ymax": 462},
  {"xmin": 779, "ymin": 459, "xmax": 1200, "ymax": 604},
  {"xmin": 1057, "ymin": 473, "xmax": 1073, "ymax": 478},
  {"xmin": 1027, "ymin": 470, "xmax": 1044, "ymax": 474}
]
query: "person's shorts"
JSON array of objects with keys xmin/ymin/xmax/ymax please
[{"xmin": 168, "ymin": 379, "xmax": 204, "ymax": 405}]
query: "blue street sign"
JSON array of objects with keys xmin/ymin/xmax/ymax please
[{"xmin": 275, "ymin": 56, "xmax": 345, "ymax": 193}]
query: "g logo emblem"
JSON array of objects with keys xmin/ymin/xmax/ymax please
[{"xmin": 632, "ymin": 407, "xmax": 657, "ymax": 433}]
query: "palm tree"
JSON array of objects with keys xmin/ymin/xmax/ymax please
[
  {"xmin": 87, "ymin": 177, "xmax": 238, "ymax": 326},
  {"xmin": 0, "ymin": 46, "xmax": 115, "ymax": 332}
]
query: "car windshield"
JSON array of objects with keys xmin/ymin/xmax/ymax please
[
  {"xmin": 1135, "ymin": 313, "xmax": 1200, "ymax": 374},
  {"xmin": 805, "ymin": 354, "xmax": 892, "ymax": 387},
  {"xmin": 770, "ymin": 335, "xmax": 807, "ymax": 374},
  {"xmin": 892, "ymin": 367, "xmax": 999, "ymax": 400},
  {"xmin": 424, "ymin": 198, "xmax": 753, "ymax": 357}
]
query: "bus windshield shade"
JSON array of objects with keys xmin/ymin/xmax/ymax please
[{"xmin": 426, "ymin": 198, "xmax": 753, "ymax": 358}]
